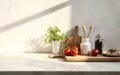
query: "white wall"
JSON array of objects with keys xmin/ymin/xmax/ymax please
[
  {"xmin": 0, "ymin": 0, "xmax": 120, "ymax": 53},
  {"xmin": 0, "ymin": 0, "xmax": 71, "ymax": 52},
  {"xmin": 71, "ymin": 0, "xmax": 120, "ymax": 51}
]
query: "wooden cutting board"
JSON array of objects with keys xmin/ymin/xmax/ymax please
[
  {"xmin": 64, "ymin": 26, "xmax": 82, "ymax": 53},
  {"xmin": 65, "ymin": 55, "xmax": 120, "ymax": 62},
  {"xmin": 48, "ymin": 54, "xmax": 120, "ymax": 62}
]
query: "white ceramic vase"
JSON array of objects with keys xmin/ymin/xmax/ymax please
[
  {"xmin": 52, "ymin": 41, "xmax": 60, "ymax": 54},
  {"xmin": 80, "ymin": 38, "xmax": 91, "ymax": 55}
]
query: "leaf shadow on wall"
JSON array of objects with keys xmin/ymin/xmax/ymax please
[{"xmin": 25, "ymin": 37, "xmax": 52, "ymax": 53}]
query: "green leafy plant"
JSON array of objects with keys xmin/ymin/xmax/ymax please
[{"xmin": 44, "ymin": 26, "xmax": 66, "ymax": 44}]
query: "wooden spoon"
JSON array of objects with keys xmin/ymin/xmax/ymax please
[
  {"xmin": 87, "ymin": 25, "xmax": 93, "ymax": 38},
  {"xmin": 82, "ymin": 25, "xmax": 86, "ymax": 38}
]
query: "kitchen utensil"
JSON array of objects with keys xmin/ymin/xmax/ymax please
[
  {"xmin": 65, "ymin": 55, "xmax": 120, "ymax": 62},
  {"xmin": 48, "ymin": 54, "xmax": 64, "ymax": 58},
  {"xmin": 65, "ymin": 26, "xmax": 82, "ymax": 50},
  {"xmin": 82, "ymin": 25, "xmax": 86, "ymax": 38},
  {"xmin": 87, "ymin": 25, "xmax": 93, "ymax": 38}
]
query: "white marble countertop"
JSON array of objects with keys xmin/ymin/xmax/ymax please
[{"xmin": 0, "ymin": 53, "xmax": 119, "ymax": 71}]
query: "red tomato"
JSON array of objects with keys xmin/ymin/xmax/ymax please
[
  {"xmin": 71, "ymin": 45, "xmax": 78, "ymax": 51},
  {"xmin": 70, "ymin": 48, "xmax": 78, "ymax": 56},
  {"xmin": 91, "ymin": 49, "xmax": 99, "ymax": 56},
  {"xmin": 63, "ymin": 49, "xmax": 71, "ymax": 56},
  {"xmin": 63, "ymin": 45, "xmax": 79, "ymax": 56}
]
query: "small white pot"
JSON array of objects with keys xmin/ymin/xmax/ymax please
[
  {"xmin": 80, "ymin": 38, "xmax": 91, "ymax": 55},
  {"xmin": 52, "ymin": 41, "xmax": 60, "ymax": 54}
]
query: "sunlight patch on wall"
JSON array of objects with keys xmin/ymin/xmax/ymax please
[{"xmin": 0, "ymin": 0, "xmax": 71, "ymax": 52}]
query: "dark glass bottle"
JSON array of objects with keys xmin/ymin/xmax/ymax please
[{"xmin": 95, "ymin": 34, "xmax": 103, "ymax": 54}]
